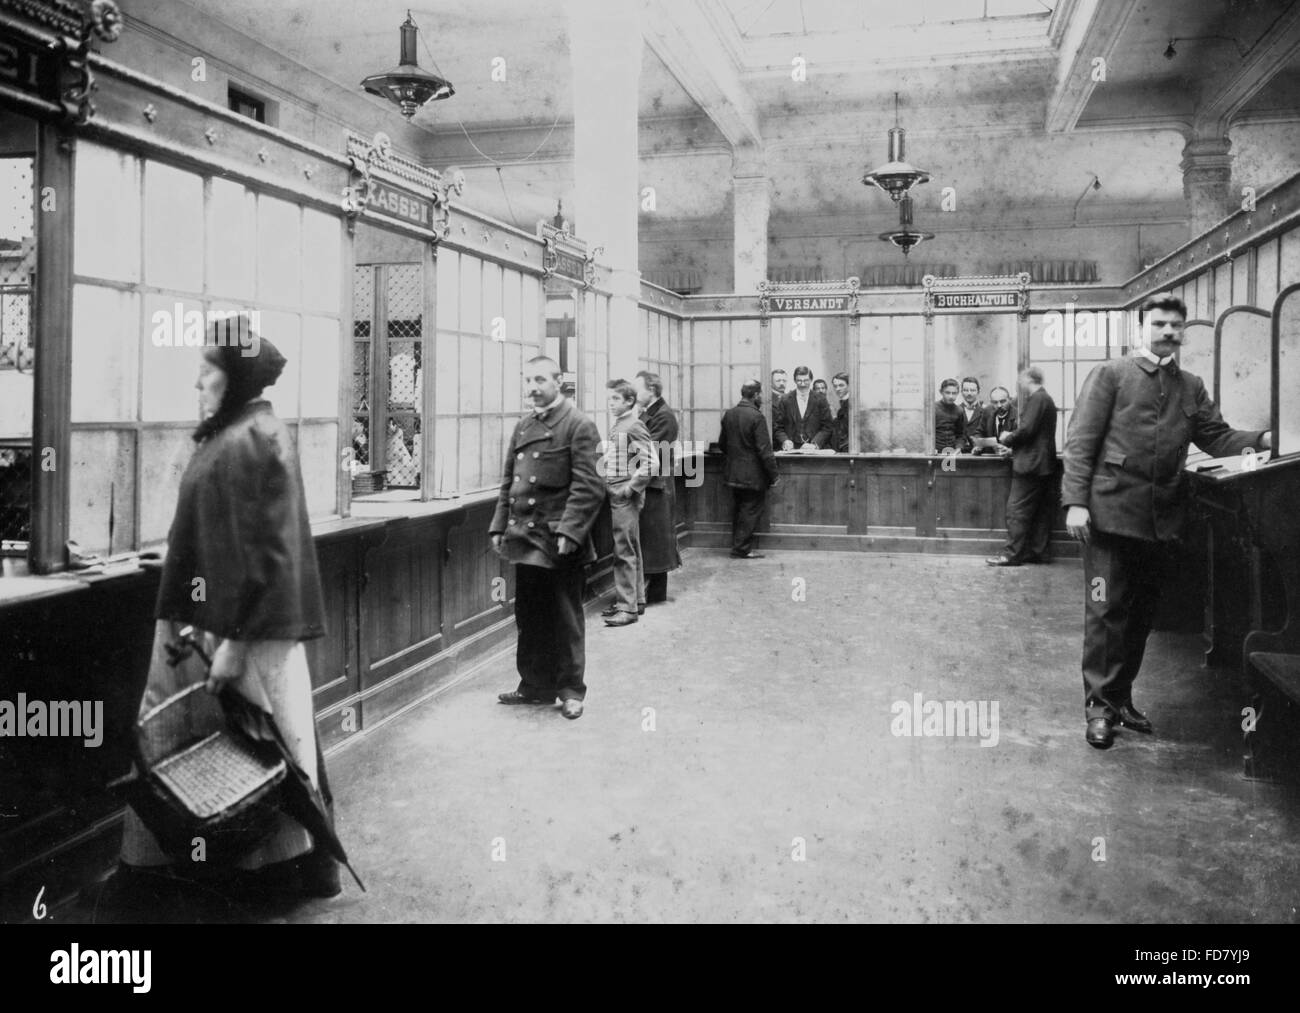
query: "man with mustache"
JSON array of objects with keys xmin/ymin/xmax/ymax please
[{"xmin": 1063, "ymin": 294, "xmax": 1272, "ymax": 749}]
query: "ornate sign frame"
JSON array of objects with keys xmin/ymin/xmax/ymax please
[
  {"xmin": 757, "ymin": 277, "xmax": 860, "ymax": 319},
  {"xmin": 922, "ymin": 272, "xmax": 1031, "ymax": 320}
]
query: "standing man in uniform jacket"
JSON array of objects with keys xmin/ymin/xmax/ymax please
[
  {"xmin": 490, "ymin": 355, "xmax": 605, "ymax": 720},
  {"xmin": 634, "ymin": 370, "xmax": 682, "ymax": 604},
  {"xmin": 719, "ymin": 379, "xmax": 780, "ymax": 558},
  {"xmin": 774, "ymin": 365, "xmax": 833, "ymax": 450},
  {"xmin": 1063, "ymin": 293, "xmax": 1271, "ymax": 749},
  {"xmin": 987, "ymin": 368, "xmax": 1057, "ymax": 566}
]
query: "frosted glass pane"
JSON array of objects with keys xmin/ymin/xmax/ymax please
[
  {"xmin": 68, "ymin": 428, "xmax": 135, "ymax": 555},
  {"xmin": 256, "ymin": 310, "xmax": 301, "ymax": 418},
  {"xmin": 692, "ymin": 365, "xmax": 722, "ymax": 410},
  {"xmin": 483, "ymin": 334, "xmax": 504, "ymax": 412},
  {"xmin": 459, "ymin": 255, "xmax": 481, "ymax": 333},
  {"xmin": 1217, "ymin": 309, "xmax": 1271, "ymax": 433},
  {"xmin": 74, "ymin": 143, "xmax": 140, "ymax": 282},
  {"xmin": 436, "ymin": 248, "xmax": 458, "ymax": 329},
  {"xmin": 521, "ymin": 274, "xmax": 541, "ymax": 345},
  {"xmin": 1257, "ymin": 240, "xmax": 1279, "ymax": 310},
  {"xmin": 257, "ymin": 196, "xmax": 300, "ymax": 306},
  {"xmin": 301, "ymin": 315, "xmax": 341, "ymax": 417},
  {"xmin": 302, "ymin": 210, "xmax": 341, "ymax": 313},
  {"xmin": 694, "ymin": 320, "xmax": 722, "ymax": 363},
  {"xmin": 71, "ymin": 285, "xmax": 139, "ymax": 422},
  {"xmin": 503, "ymin": 270, "xmax": 522, "ymax": 343},
  {"xmin": 297, "ymin": 420, "xmax": 338, "ymax": 519},
  {"xmin": 138, "ymin": 426, "xmax": 194, "ymax": 545},
  {"xmin": 433, "ymin": 415, "xmax": 458, "ymax": 496},
  {"xmin": 207, "ymin": 178, "xmax": 255, "ymax": 300},
  {"xmin": 141, "ymin": 294, "xmax": 204, "ymax": 422},
  {"xmin": 144, "ymin": 161, "xmax": 203, "ymax": 293},
  {"xmin": 482, "ymin": 261, "xmax": 503, "ymax": 323},
  {"xmin": 458, "ymin": 416, "xmax": 481, "ymax": 490},
  {"xmin": 460, "ymin": 335, "xmax": 483, "ymax": 412}
]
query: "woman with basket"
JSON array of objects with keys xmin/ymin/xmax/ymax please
[{"xmin": 108, "ymin": 317, "xmax": 341, "ymax": 911}]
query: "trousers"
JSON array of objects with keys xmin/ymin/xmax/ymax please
[
  {"xmin": 729, "ymin": 486, "xmax": 766, "ymax": 556},
  {"xmin": 609, "ymin": 489, "xmax": 646, "ymax": 613},
  {"xmin": 1082, "ymin": 528, "xmax": 1173, "ymax": 719},
  {"xmin": 514, "ymin": 561, "xmax": 587, "ymax": 702},
  {"xmin": 1004, "ymin": 472, "xmax": 1056, "ymax": 562}
]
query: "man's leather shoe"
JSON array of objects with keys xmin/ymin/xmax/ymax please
[
  {"xmin": 985, "ymin": 555, "xmax": 1021, "ymax": 566},
  {"xmin": 1086, "ymin": 717, "xmax": 1114, "ymax": 749},
  {"xmin": 605, "ymin": 611, "xmax": 637, "ymax": 626},
  {"xmin": 1116, "ymin": 703, "xmax": 1153, "ymax": 733},
  {"xmin": 498, "ymin": 691, "xmax": 556, "ymax": 705},
  {"xmin": 561, "ymin": 699, "xmax": 583, "ymax": 719},
  {"xmin": 730, "ymin": 552, "xmax": 764, "ymax": 559},
  {"xmin": 600, "ymin": 605, "xmax": 619, "ymax": 617}
]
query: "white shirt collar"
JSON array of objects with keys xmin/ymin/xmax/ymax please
[
  {"xmin": 533, "ymin": 393, "xmax": 564, "ymax": 416},
  {"xmin": 1139, "ymin": 348, "xmax": 1174, "ymax": 367}
]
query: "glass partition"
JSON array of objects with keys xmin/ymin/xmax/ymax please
[
  {"xmin": 1215, "ymin": 306, "xmax": 1271, "ymax": 434},
  {"xmin": 1275, "ymin": 286, "xmax": 1300, "ymax": 457},
  {"xmin": 858, "ymin": 314, "xmax": 924, "ymax": 451}
]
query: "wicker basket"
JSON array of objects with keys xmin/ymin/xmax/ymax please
[{"xmin": 127, "ymin": 682, "xmax": 288, "ymax": 866}]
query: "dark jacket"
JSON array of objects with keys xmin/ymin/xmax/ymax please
[
  {"xmin": 638, "ymin": 398, "xmax": 682, "ymax": 574},
  {"xmin": 719, "ymin": 398, "xmax": 779, "ymax": 490},
  {"xmin": 490, "ymin": 396, "xmax": 605, "ymax": 568},
  {"xmin": 959, "ymin": 401, "xmax": 989, "ymax": 452},
  {"xmin": 773, "ymin": 390, "xmax": 833, "ymax": 449},
  {"xmin": 1003, "ymin": 387, "xmax": 1057, "ymax": 476},
  {"xmin": 833, "ymin": 398, "xmax": 851, "ymax": 453},
  {"xmin": 640, "ymin": 397, "xmax": 678, "ymax": 490},
  {"xmin": 934, "ymin": 400, "xmax": 965, "ymax": 452},
  {"xmin": 155, "ymin": 401, "xmax": 326, "ymax": 642},
  {"xmin": 1062, "ymin": 356, "xmax": 1266, "ymax": 542},
  {"xmin": 974, "ymin": 404, "xmax": 1018, "ymax": 454}
]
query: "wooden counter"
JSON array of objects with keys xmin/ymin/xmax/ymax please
[{"xmin": 683, "ymin": 452, "xmax": 1076, "ymax": 557}]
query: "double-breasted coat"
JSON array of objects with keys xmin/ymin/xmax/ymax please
[
  {"xmin": 490, "ymin": 396, "xmax": 605, "ymax": 567},
  {"xmin": 1062, "ymin": 355, "xmax": 1266, "ymax": 542}
]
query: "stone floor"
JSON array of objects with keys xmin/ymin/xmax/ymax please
[{"xmin": 72, "ymin": 549, "xmax": 1300, "ymax": 923}]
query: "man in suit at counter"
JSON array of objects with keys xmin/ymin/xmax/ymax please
[
  {"xmin": 987, "ymin": 368, "xmax": 1057, "ymax": 567},
  {"xmin": 934, "ymin": 378, "xmax": 965, "ymax": 454},
  {"xmin": 977, "ymin": 386, "xmax": 1017, "ymax": 454},
  {"xmin": 769, "ymin": 368, "xmax": 788, "ymax": 445},
  {"xmin": 633, "ymin": 370, "xmax": 682, "ymax": 605},
  {"xmin": 719, "ymin": 379, "xmax": 780, "ymax": 558},
  {"xmin": 774, "ymin": 365, "xmax": 833, "ymax": 451},
  {"xmin": 831, "ymin": 372, "xmax": 852, "ymax": 453},
  {"xmin": 490, "ymin": 355, "xmax": 605, "ymax": 720},
  {"xmin": 959, "ymin": 377, "xmax": 989, "ymax": 453},
  {"xmin": 1063, "ymin": 293, "xmax": 1272, "ymax": 749}
]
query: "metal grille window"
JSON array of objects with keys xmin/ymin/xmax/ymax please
[
  {"xmin": 0, "ymin": 155, "xmax": 35, "ymax": 553},
  {"xmin": 352, "ymin": 263, "xmax": 423, "ymax": 492}
]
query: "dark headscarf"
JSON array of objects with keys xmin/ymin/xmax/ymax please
[{"xmin": 193, "ymin": 315, "xmax": 287, "ymax": 442}]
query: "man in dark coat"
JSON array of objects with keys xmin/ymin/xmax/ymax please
[
  {"xmin": 830, "ymin": 372, "xmax": 852, "ymax": 453},
  {"xmin": 987, "ymin": 368, "xmax": 1057, "ymax": 567},
  {"xmin": 934, "ymin": 378, "xmax": 965, "ymax": 454},
  {"xmin": 773, "ymin": 365, "xmax": 833, "ymax": 451},
  {"xmin": 633, "ymin": 370, "xmax": 682, "ymax": 604},
  {"xmin": 975, "ymin": 386, "xmax": 1017, "ymax": 453},
  {"xmin": 490, "ymin": 355, "xmax": 605, "ymax": 720},
  {"xmin": 1062, "ymin": 293, "xmax": 1272, "ymax": 749},
  {"xmin": 718, "ymin": 379, "xmax": 779, "ymax": 558}
]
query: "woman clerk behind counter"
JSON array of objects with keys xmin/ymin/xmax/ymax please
[{"xmin": 111, "ymin": 319, "xmax": 340, "ymax": 908}]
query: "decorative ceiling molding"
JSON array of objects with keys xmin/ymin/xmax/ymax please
[
  {"xmin": 641, "ymin": 0, "xmax": 762, "ymax": 150},
  {"xmin": 1044, "ymin": 0, "xmax": 1142, "ymax": 134},
  {"xmin": 1193, "ymin": 2, "xmax": 1300, "ymax": 137}
]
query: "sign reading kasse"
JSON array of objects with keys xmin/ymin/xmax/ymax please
[{"xmin": 367, "ymin": 180, "xmax": 436, "ymax": 229}]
